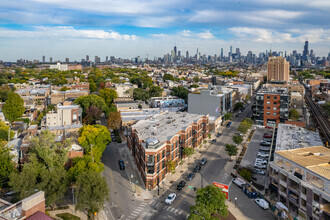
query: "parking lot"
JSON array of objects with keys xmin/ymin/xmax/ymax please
[{"xmin": 240, "ymin": 127, "xmax": 274, "ymax": 186}]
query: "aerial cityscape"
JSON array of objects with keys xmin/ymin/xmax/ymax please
[{"xmin": 0, "ymin": 0, "xmax": 329, "ymax": 220}]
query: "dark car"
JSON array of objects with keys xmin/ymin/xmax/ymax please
[
  {"xmin": 200, "ymin": 158, "xmax": 207, "ymax": 165},
  {"xmin": 118, "ymin": 160, "xmax": 125, "ymax": 170},
  {"xmin": 186, "ymin": 172, "xmax": 195, "ymax": 181},
  {"xmin": 177, "ymin": 180, "xmax": 186, "ymax": 190},
  {"xmin": 193, "ymin": 165, "xmax": 201, "ymax": 172},
  {"xmin": 211, "ymin": 139, "xmax": 216, "ymax": 144},
  {"xmin": 226, "ymin": 121, "xmax": 232, "ymax": 127},
  {"xmin": 216, "ymin": 132, "xmax": 221, "ymax": 137}
]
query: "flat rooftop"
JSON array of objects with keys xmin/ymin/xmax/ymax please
[
  {"xmin": 276, "ymin": 146, "xmax": 330, "ymax": 179},
  {"xmin": 132, "ymin": 112, "xmax": 206, "ymax": 150},
  {"xmin": 275, "ymin": 124, "xmax": 323, "ymax": 151}
]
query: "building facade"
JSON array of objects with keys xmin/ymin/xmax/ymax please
[
  {"xmin": 267, "ymin": 57, "xmax": 290, "ymax": 82},
  {"xmin": 127, "ymin": 112, "xmax": 209, "ymax": 190},
  {"xmin": 269, "ymin": 146, "xmax": 330, "ymax": 220},
  {"xmin": 254, "ymin": 87, "xmax": 289, "ymax": 127}
]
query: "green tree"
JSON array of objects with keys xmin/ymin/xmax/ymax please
[
  {"xmin": 89, "ymin": 79, "xmax": 98, "ymax": 93},
  {"xmin": 98, "ymin": 88, "xmax": 118, "ymax": 106},
  {"xmin": 107, "ymin": 111, "xmax": 122, "ymax": 131},
  {"xmin": 0, "ymin": 121, "xmax": 15, "ymax": 141},
  {"xmin": 68, "ymin": 155, "xmax": 104, "ymax": 183},
  {"xmin": 3, "ymin": 92, "xmax": 25, "ymax": 123},
  {"xmin": 83, "ymin": 106, "xmax": 103, "ymax": 125},
  {"xmin": 289, "ymin": 109, "xmax": 300, "ymax": 121},
  {"xmin": 74, "ymin": 95, "xmax": 109, "ymax": 116},
  {"xmin": 171, "ymin": 86, "xmax": 189, "ymax": 101},
  {"xmin": 189, "ymin": 185, "xmax": 228, "ymax": 220},
  {"xmin": 189, "ymin": 84, "xmax": 199, "ymax": 89},
  {"xmin": 166, "ymin": 160, "xmax": 176, "ymax": 181},
  {"xmin": 148, "ymin": 85, "xmax": 163, "ymax": 97},
  {"xmin": 9, "ymin": 131, "xmax": 68, "ymax": 206},
  {"xmin": 233, "ymin": 135, "xmax": 243, "ymax": 145},
  {"xmin": 0, "ymin": 141, "xmax": 16, "ymax": 187},
  {"xmin": 239, "ymin": 168, "xmax": 252, "ymax": 182},
  {"xmin": 163, "ymin": 73, "xmax": 175, "ymax": 81},
  {"xmin": 183, "ymin": 147, "xmax": 194, "ymax": 164},
  {"xmin": 0, "ymin": 85, "xmax": 12, "ymax": 102},
  {"xmin": 75, "ymin": 171, "xmax": 109, "ymax": 217},
  {"xmin": 193, "ymin": 76, "xmax": 199, "ymax": 83},
  {"xmin": 223, "ymin": 112, "xmax": 233, "ymax": 121},
  {"xmin": 133, "ymin": 88, "xmax": 150, "ymax": 101},
  {"xmin": 225, "ymin": 144, "xmax": 238, "ymax": 160},
  {"xmin": 234, "ymin": 102, "xmax": 244, "ymax": 112},
  {"xmin": 78, "ymin": 125, "xmax": 111, "ymax": 163},
  {"xmin": 322, "ymin": 102, "xmax": 330, "ymax": 117}
]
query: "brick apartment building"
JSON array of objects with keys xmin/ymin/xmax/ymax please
[
  {"xmin": 127, "ymin": 112, "xmax": 209, "ymax": 190},
  {"xmin": 254, "ymin": 87, "xmax": 289, "ymax": 127}
]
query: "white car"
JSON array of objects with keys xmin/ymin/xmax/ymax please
[
  {"xmin": 255, "ymin": 159, "xmax": 267, "ymax": 164},
  {"xmin": 232, "ymin": 178, "xmax": 246, "ymax": 188},
  {"xmin": 257, "ymin": 152, "xmax": 269, "ymax": 158},
  {"xmin": 165, "ymin": 193, "xmax": 177, "ymax": 205},
  {"xmin": 254, "ymin": 169, "xmax": 265, "ymax": 175},
  {"xmin": 255, "ymin": 198, "xmax": 269, "ymax": 209},
  {"xmin": 254, "ymin": 163, "xmax": 267, "ymax": 169}
]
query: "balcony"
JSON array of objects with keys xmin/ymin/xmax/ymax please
[
  {"xmin": 166, "ymin": 151, "xmax": 170, "ymax": 156},
  {"xmin": 288, "ymin": 192, "xmax": 299, "ymax": 205}
]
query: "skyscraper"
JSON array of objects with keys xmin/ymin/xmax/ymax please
[
  {"xmin": 49, "ymin": 57, "xmax": 53, "ymax": 63},
  {"xmin": 42, "ymin": 56, "xmax": 45, "ymax": 63},
  {"xmin": 86, "ymin": 55, "xmax": 89, "ymax": 61},
  {"xmin": 303, "ymin": 41, "xmax": 309, "ymax": 58},
  {"xmin": 267, "ymin": 57, "xmax": 289, "ymax": 82},
  {"xmin": 186, "ymin": 51, "xmax": 189, "ymax": 61},
  {"xmin": 174, "ymin": 46, "xmax": 177, "ymax": 58},
  {"xmin": 220, "ymin": 48, "xmax": 223, "ymax": 60}
]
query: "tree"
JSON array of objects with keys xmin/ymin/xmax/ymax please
[
  {"xmin": 183, "ymin": 147, "xmax": 194, "ymax": 164},
  {"xmin": 171, "ymin": 86, "xmax": 189, "ymax": 101},
  {"xmin": 133, "ymin": 88, "xmax": 150, "ymax": 101},
  {"xmin": 166, "ymin": 160, "xmax": 176, "ymax": 181},
  {"xmin": 124, "ymin": 88, "xmax": 134, "ymax": 98},
  {"xmin": 189, "ymin": 185, "xmax": 228, "ymax": 220},
  {"xmin": 0, "ymin": 85, "xmax": 12, "ymax": 102},
  {"xmin": 98, "ymin": 88, "xmax": 118, "ymax": 106},
  {"xmin": 9, "ymin": 131, "xmax": 68, "ymax": 206},
  {"xmin": 0, "ymin": 121, "xmax": 15, "ymax": 141},
  {"xmin": 75, "ymin": 171, "xmax": 109, "ymax": 217},
  {"xmin": 68, "ymin": 155, "xmax": 104, "ymax": 183},
  {"xmin": 289, "ymin": 109, "xmax": 300, "ymax": 121},
  {"xmin": 193, "ymin": 76, "xmax": 199, "ymax": 83},
  {"xmin": 89, "ymin": 79, "xmax": 97, "ymax": 93},
  {"xmin": 237, "ymin": 119, "xmax": 253, "ymax": 134},
  {"xmin": 234, "ymin": 102, "xmax": 244, "ymax": 112},
  {"xmin": 190, "ymin": 84, "xmax": 199, "ymax": 89},
  {"xmin": 163, "ymin": 73, "xmax": 175, "ymax": 81},
  {"xmin": 223, "ymin": 112, "xmax": 233, "ymax": 121},
  {"xmin": 239, "ymin": 168, "xmax": 252, "ymax": 182},
  {"xmin": 225, "ymin": 144, "xmax": 238, "ymax": 160},
  {"xmin": 83, "ymin": 106, "xmax": 103, "ymax": 125},
  {"xmin": 74, "ymin": 95, "xmax": 109, "ymax": 116},
  {"xmin": 233, "ymin": 135, "xmax": 243, "ymax": 145},
  {"xmin": 148, "ymin": 85, "xmax": 163, "ymax": 97},
  {"xmin": 107, "ymin": 111, "xmax": 122, "ymax": 131},
  {"xmin": 78, "ymin": 125, "xmax": 111, "ymax": 163},
  {"xmin": 0, "ymin": 141, "xmax": 16, "ymax": 188},
  {"xmin": 3, "ymin": 92, "xmax": 25, "ymax": 123},
  {"xmin": 322, "ymin": 102, "xmax": 330, "ymax": 117}
]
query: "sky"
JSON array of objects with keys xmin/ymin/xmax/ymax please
[{"xmin": 0, "ymin": 0, "xmax": 330, "ymax": 61}]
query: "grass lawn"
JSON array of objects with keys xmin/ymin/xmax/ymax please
[{"xmin": 56, "ymin": 213, "xmax": 80, "ymax": 220}]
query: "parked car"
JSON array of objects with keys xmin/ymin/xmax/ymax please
[
  {"xmin": 257, "ymin": 152, "xmax": 269, "ymax": 158},
  {"xmin": 193, "ymin": 165, "xmax": 201, "ymax": 172},
  {"xmin": 263, "ymin": 138, "xmax": 272, "ymax": 142},
  {"xmin": 232, "ymin": 178, "xmax": 246, "ymax": 188},
  {"xmin": 255, "ymin": 198, "xmax": 269, "ymax": 209},
  {"xmin": 260, "ymin": 140, "xmax": 271, "ymax": 145},
  {"xmin": 186, "ymin": 173, "xmax": 195, "ymax": 181},
  {"xmin": 118, "ymin": 160, "xmax": 125, "ymax": 170},
  {"xmin": 211, "ymin": 139, "xmax": 216, "ymax": 144},
  {"xmin": 255, "ymin": 158, "xmax": 267, "ymax": 163},
  {"xmin": 226, "ymin": 121, "xmax": 232, "ymax": 127},
  {"xmin": 216, "ymin": 132, "xmax": 221, "ymax": 137},
  {"xmin": 4, "ymin": 191, "xmax": 15, "ymax": 197},
  {"xmin": 254, "ymin": 169, "xmax": 265, "ymax": 175},
  {"xmin": 177, "ymin": 180, "xmax": 186, "ymax": 190},
  {"xmin": 254, "ymin": 163, "xmax": 267, "ymax": 169},
  {"xmin": 242, "ymin": 184, "xmax": 257, "ymax": 198},
  {"xmin": 263, "ymin": 133, "xmax": 272, "ymax": 138},
  {"xmin": 200, "ymin": 158, "xmax": 207, "ymax": 165},
  {"xmin": 165, "ymin": 193, "xmax": 177, "ymax": 205},
  {"xmin": 260, "ymin": 147, "xmax": 270, "ymax": 151}
]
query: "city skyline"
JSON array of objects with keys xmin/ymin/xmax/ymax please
[{"xmin": 0, "ymin": 0, "xmax": 330, "ymax": 61}]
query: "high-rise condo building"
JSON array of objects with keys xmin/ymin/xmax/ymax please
[
  {"xmin": 303, "ymin": 40, "xmax": 309, "ymax": 58},
  {"xmin": 42, "ymin": 56, "xmax": 45, "ymax": 63},
  {"xmin": 267, "ymin": 57, "xmax": 290, "ymax": 82}
]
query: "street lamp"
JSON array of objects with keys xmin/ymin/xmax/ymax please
[{"xmin": 235, "ymin": 197, "xmax": 237, "ymax": 208}]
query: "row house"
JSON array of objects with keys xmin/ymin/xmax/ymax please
[{"xmin": 127, "ymin": 112, "xmax": 209, "ymax": 190}]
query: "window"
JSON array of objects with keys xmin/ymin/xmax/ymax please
[
  {"xmin": 162, "ymin": 160, "xmax": 165, "ymax": 169},
  {"xmin": 162, "ymin": 172, "xmax": 165, "ymax": 180},
  {"xmin": 267, "ymin": 107, "xmax": 270, "ymax": 110},
  {"xmin": 175, "ymin": 150, "xmax": 177, "ymax": 158},
  {"xmin": 274, "ymin": 102, "xmax": 277, "ymax": 105},
  {"xmin": 157, "ymin": 154, "xmax": 160, "ymax": 162},
  {"xmin": 267, "ymin": 96, "xmax": 270, "ymax": 99},
  {"xmin": 273, "ymin": 107, "xmax": 277, "ymax": 110},
  {"xmin": 157, "ymin": 164, "xmax": 160, "ymax": 173},
  {"xmin": 273, "ymin": 113, "xmax": 277, "ymax": 115},
  {"xmin": 267, "ymin": 101, "xmax": 270, "ymax": 104},
  {"xmin": 274, "ymin": 96, "xmax": 277, "ymax": 99},
  {"xmin": 162, "ymin": 150, "xmax": 165, "ymax": 158},
  {"xmin": 267, "ymin": 112, "xmax": 270, "ymax": 115}
]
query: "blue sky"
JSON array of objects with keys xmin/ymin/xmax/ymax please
[{"xmin": 0, "ymin": 0, "xmax": 329, "ymax": 61}]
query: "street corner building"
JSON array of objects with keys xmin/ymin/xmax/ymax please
[{"xmin": 127, "ymin": 112, "xmax": 209, "ymax": 190}]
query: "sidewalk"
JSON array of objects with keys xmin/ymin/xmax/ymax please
[{"xmin": 226, "ymin": 200, "xmax": 251, "ymax": 220}]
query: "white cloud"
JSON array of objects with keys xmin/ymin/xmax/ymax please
[
  {"xmin": 229, "ymin": 27, "xmax": 330, "ymax": 43},
  {"xmin": 152, "ymin": 30, "xmax": 216, "ymax": 40},
  {"xmin": 0, "ymin": 26, "xmax": 136, "ymax": 40}
]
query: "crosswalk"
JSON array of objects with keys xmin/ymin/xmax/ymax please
[
  {"xmin": 220, "ymin": 172, "xmax": 229, "ymax": 183},
  {"xmin": 126, "ymin": 202, "xmax": 148, "ymax": 219}
]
